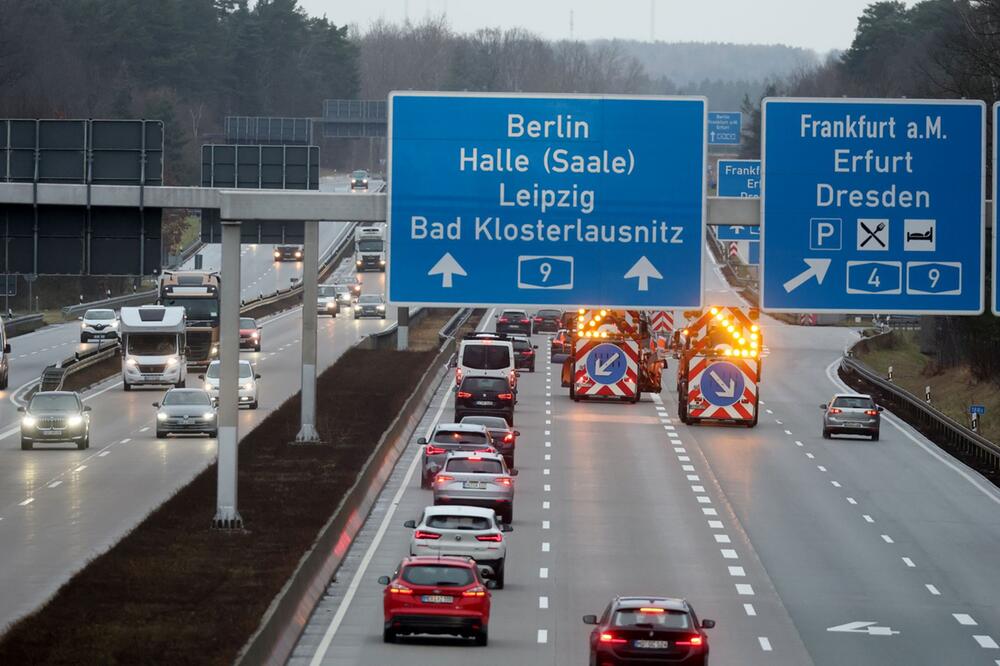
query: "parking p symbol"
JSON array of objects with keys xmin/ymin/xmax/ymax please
[{"xmin": 810, "ymin": 218, "xmax": 842, "ymax": 251}]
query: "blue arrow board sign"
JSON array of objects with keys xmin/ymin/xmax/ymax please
[
  {"xmin": 708, "ymin": 112, "xmax": 742, "ymax": 146},
  {"xmin": 761, "ymin": 98, "xmax": 985, "ymax": 314},
  {"xmin": 717, "ymin": 159, "xmax": 760, "ymax": 198},
  {"xmin": 585, "ymin": 343, "xmax": 628, "ymax": 385},
  {"xmin": 387, "ymin": 92, "xmax": 707, "ymax": 308},
  {"xmin": 701, "ymin": 361, "xmax": 745, "ymax": 408},
  {"xmin": 716, "ymin": 226, "xmax": 760, "ymax": 241}
]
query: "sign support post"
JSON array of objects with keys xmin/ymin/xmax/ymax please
[{"xmin": 295, "ymin": 219, "xmax": 321, "ymax": 443}]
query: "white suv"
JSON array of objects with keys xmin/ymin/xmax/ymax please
[
  {"xmin": 80, "ymin": 308, "xmax": 119, "ymax": 342},
  {"xmin": 201, "ymin": 359, "xmax": 259, "ymax": 409},
  {"xmin": 404, "ymin": 505, "xmax": 512, "ymax": 588}
]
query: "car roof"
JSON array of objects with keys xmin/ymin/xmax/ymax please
[
  {"xmin": 833, "ymin": 393, "xmax": 873, "ymax": 399},
  {"xmin": 84, "ymin": 308, "xmax": 115, "ymax": 315},
  {"xmin": 403, "ymin": 555, "xmax": 475, "ymax": 567},
  {"xmin": 445, "ymin": 451, "xmax": 504, "ymax": 462},
  {"xmin": 166, "ymin": 388, "xmax": 209, "ymax": 395},
  {"xmin": 208, "ymin": 359, "xmax": 253, "ymax": 367},
  {"xmin": 460, "ymin": 416, "xmax": 509, "ymax": 427},
  {"xmin": 434, "ymin": 422, "xmax": 489, "ymax": 433},
  {"xmin": 423, "ymin": 505, "xmax": 495, "ymax": 519},
  {"xmin": 615, "ymin": 596, "xmax": 689, "ymax": 612}
]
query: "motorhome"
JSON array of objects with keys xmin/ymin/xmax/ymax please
[{"xmin": 119, "ymin": 305, "xmax": 187, "ymax": 391}]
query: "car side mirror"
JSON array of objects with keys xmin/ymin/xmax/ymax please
[
  {"xmin": 582, "ymin": 615, "xmax": 598, "ymax": 625},
  {"xmin": 377, "ymin": 576, "xmax": 390, "ymax": 586},
  {"xmin": 3, "ymin": 343, "xmax": 9, "ymax": 353},
  {"xmin": 84, "ymin": 406, "xmax": 92, "ymax": 412},
  {"xmin": 403, "ymin": 520, "xmax": 416, "ymax": 528},
  {"xmin": 255, "ymin": 374, "xmax": 261, "ymax": 379},
  {"xmin": 701, "ymin": 619, "xmax": 716, "ymax": 629},
  {"xmin": 510, "ymin": 469, "xmax": 519, "ymax": 476},
  {"xmin": 17, "ymin": 406, "xmax": 24, "ymax": 413},
  {"xmin": 819, "ymin": 403, "xmax": 828, "ymax": 410},
  {"xmin": 501, "ymin": 524, "xmax": 513, "ymax": 533},
  {"xmin": 152, "ymin": 402, "xmax": 159, "ymax": 408},
  {"xmin": 514, "ymin": 430, "xmax": 521, "ymax": 436},
  {"xmin": 877, "ymin": 406, "xmax": 884, "ymax": 412},
  {"xmin": 198, "ymin": 375, "xmax": 205, "ymax": 380},
  {"xmin": 417, "ymin": 437, "xmax": 427, "ymax": 445}
]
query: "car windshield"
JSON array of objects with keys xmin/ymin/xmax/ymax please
[
  {"xmin": 239, "ymin": 318, "xmax": 255, "ymax": 328},
  {"xmin": 162, "ymin": 390, "xmax": 211, "ymax": 406},
  {"xmin": 461, "ymin": 344, "xmax": 511, "ymax": 370},
  {"xmin": 432, "ymin": 430, "xmax": 489, "ymax": 445},
  {"xmin": 318, "ymin": 286, "xmax": 337, "ymax": 297},
  {"xmin": 206, "ymin": 363, "xmax": 253, "ymax": 379},
  {"xmin": 400, "ymin": 565, "xmax": 473, "ymax": 588},
  {"xmin": 29, "ymin": 394, "xmax": 80, "ymax": 412},
  {"xmin": 359, "ymin": 295, "xmax": 381, "ymax": 304},
  {"xmin": 501, "ymin": 311, "xmax": 525, "ymax": 319},
  {"xmin": 352, "ymin": 170, "xmax": 368, "ymax": 179},
  {"xmin": 612, "ymin": 609, "xmax": 692, "ymax": 629},
  {"xmin": 86, "ymin": 309, "xmax": 115, "ymax": 320},
  {"xmin": 127, "ymin": 334, "xmax": 176, "ymax": 355},
  {"xmin": 426, "ymin": 515, "xmax": 493, "ymax": 530},
  {"xmin": 462, "ymin": 377, "xmax": 509, "ymax": 392},
  {"xmin": 445, "ymin": 458, "xmax": 504, "ymax": 474},
  {"xmin": 512, "ymin": 339, "xmax": 531, "ymax": 351},
  {"xmin": 461, "ymin": 416, "xmax": 508, "ymax": 429},
  {"xmin": 358, "ymin": 240, "xmax": 383, "ymax": 252},
  {"xmin": 832, "ymin": 396, "xmax": 875, "ymax": 409},
  {"xmin": 161, "ymin": 297, "xmax": 218, "ymax": 320},
  {"xmin": 538, "ymin": 309, "xmax": 560, "ymax": 317}
]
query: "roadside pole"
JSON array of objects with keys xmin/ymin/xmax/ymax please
[
  {"xmin": 296, "ymin": 219, "xmax": 321, "ymax": 442},
  {"xmin": 214, "ymin": 219, "xmax": 243, "ymax": 528},
  {"xmin": 397, "ymin": 306, "xmax": 409, "ymax": 350}
]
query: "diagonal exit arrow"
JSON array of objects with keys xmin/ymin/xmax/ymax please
[
  {"xmin": 783, "ymin": 258, "xmax": 831, "ymax": 293},
  {"xmin": 709, "ymin": 370, "xmax": 736, "ymax": 398},
  {"xmin": 827, "ymin": 621, "xmax": 900, "ymax": 636},
  {"xmin": 594, "ymin": 352, "xmax": 621, "ymax": 377}
]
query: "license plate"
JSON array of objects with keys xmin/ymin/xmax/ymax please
[
  {"xmin": 421, "ymin": 595, "xmax": 453, "ymax": 604},
  {"xmin": 475, "ymin": 400, "xmax": 494, "ymax": 406},
  {"xmin": 634, "ymin": 639, "xmax": 670, "ymax": 649},
  {"xmin": 846, "ymin": 422, "xmax": 863, "ymax": 428},
  {"xmin": 463, "ymin": 481, "xmax": 487, "ymax": 489},
  {"xmin": 45, "ymin": 429, "xmax": 64, "ymax": 435}
]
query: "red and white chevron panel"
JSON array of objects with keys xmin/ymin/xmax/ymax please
[
  {"xmin": 648, "ymin": 310, "xmax": 674, "ymax": 333},
  {"xmin": 573, "ymin": 338, "xmax": 639, "ymax": 399},
  {"xmin": 686, "ymin": 356, "xmax": 758, "ymax": 422}
]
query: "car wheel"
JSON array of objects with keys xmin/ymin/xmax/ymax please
[
  {"xmin": 475, "ymin": 626, "xmax": 488, "ymax": 646},
  {"xmin": 209, "ymin": 430, "xmax": 218, "ymax": 438},
  {"xmin": 495, "ymin": 561, "xmax": 506, "ymax": 589},
  {"xmin": 382, "ymin": 625, "xmax": 396, "ymax": 644},
  {"xmin": 822, "ymin": 428, "xmax": 831, "ymax": 439},
  {"xmin": 80, "ymin": 334, "xmax": 88, "ymax": 343},
  {"xmin": 871, "ymin": 430, "xmax": 880, "ymax": 441},
  {"xmin": 176, "ymin": 380, "xmax": 186, "ymax": 389},
  {"xmin": 156, "ymin": 430, "xmax": 166, "ymax": 439},
  {"xmin": 79, "ymin": 436, "xmax": 89, "ymax": 450},
  {"xmin": 500, "ymin": 507, "xmax": 513, "ymax": 525},
  {"xmin": 123, "ymin": 381, "xmax": 132, "ymax": 392},
  {"xmin": 420, "ymin": 474, "xmax": 431, "ymax": 490},
  {"xmin": 255, "ymin": 344, "xmax": 261, "ymax": 352},
  {"xmin": 250, "ymin": 400, "xmax": 258, "ymax": 410},
  {"xmin": 0, "ymin": 370, "xmax": 7, "ymax": 390},
  {"xmin": 20, "ymin": 438, "xmax": 32, "ymax": 451}
]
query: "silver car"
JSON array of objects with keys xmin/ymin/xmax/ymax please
[
  {"xmin": 432, "ymin": 451, "xmax": 517, "ymax": 524},
  {"xmin": 821, "ymin": 393, "xmax": 883, "ymax": 440},
  {"xmin": 405, "ymin": 505, "xmax": 512, "ymax": 588},
  {"xmin": 419, "ymin": 423, "xmax": 496, "ymax": 489},
  {"xmin": 154, "ymin": 388, "xmax": 217, "ymax": 438}
]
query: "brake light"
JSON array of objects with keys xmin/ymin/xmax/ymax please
[
  {"xmin": 425, "ymin": 445, "xmax": 446, "ymax": 455},
  {"xmin": 497, "ymin": 393, "xmax": 513, "ymax": 400},
  {"xmin": 457, "ymin": 391, "xmax": 473, "ymax": 398},
  {"xmin": 599, "ymin": 633, "xmax": 627, "ymax": 644},
  {"xmin": 474, "ymin": 448, "xmax": 495, "ymax": 454},
  {"xmin": 476, "ymin": 533, "xmax": 503, "ymax": 542},
  {"xmin": 495, "ymin": 476, "xmax": 513, "ymax": 486},
  {"xmin": 499, "ymin": 317, "xmax": 509, "ymax": 323},
  {"xmin": 639, "ymin": 608, "xmax": 665, "ymax": 613},
  {"xmin": 534, "ymin": 317, "xmax": 542, "ymax": 322},
  {"xmin": 677, "ymin": 635, "xmax": 704, "ymax": 646},
  {"xmin": 435, "ymin": 475, "xmax": 454, "ymax": 484},
  {"xmin": 462, "ymin": 585, "xmax": 486, "ymax": 597},
  {"xmin": 523, "ymin": 349, "xmax": 534, "ymax": 355},
  {"xmin": 388, "ymin": 584, "xmax": 413, "ymax": 595},
  {"xmin": 414, "ymin": 530, "xmax": 441, "ymax": 540},
  {"xmin": 468, "ymin": 456, "xmax": 483, "ymax": 461},
  {"xmin": 503, "ymin": 433, "xmax": 514, "ymax": 443},
  {"xmin": 864, "ymin": 409, "xmax": 878, "ymax": 416},
  {"xmin": 829, "ymin": 408, "xmax": 842, "ymax": 414},
  {"xmin": 520, "ymin": 318, "xmax": 529, "ymax": 324}
]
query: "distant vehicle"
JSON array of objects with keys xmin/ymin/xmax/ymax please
[
  {"xmin": 455, "ymin": 334, "xmax": 516, "ymax": 390},
  {"xmin": 79, "ymin": 308, "xmax": 119, "ymax": 343},
  {"xmin": 158, "ymin": 270, "xmax": 220, "ymax": 368},
  {"xmin": 153, "ymin": 388, "xmax": 217, "ymax": 438},
  {"xmin": 350, "ymin": 169, "xmax": 369, "ymax": 191},
  {"xmin": 19, "ymin": 390, "xmax": 91, "ymax": 450},
  {"xmin": 405, "ymin": 505, "xmax": 512, "ymax": 589},
  {"xmin": 119, "ymin": 305, "xmax": 187, "ymax": 391},
  {"xmin": 0, "ymin": 316, "xmax": 9, "ymax": 389},
  {"xmin": 378, "ymin": 555, "xmax": 492, "ymax": 645},
  {"xmin": 418, "ymin": 422, "xmax": 496, "ymax": 489},
  {"xmin": 550, "ymin": 329, "xmax": 572, "ymax": 362},
  {"xmin": 354, "ymin": 225, "xmax": 386, "ymax": 272},
  {"xmin": 531, "ymin": 309, "xmax": 562, "ymax": 334},
  {"xmin": 432, "ymin": 450, "xmax": 517, "ymax": 524},
  {"xmin": 316, "ymin": 284, "xmax": 341, "ymax": 317},
  {"xmin": 495, "ymin": 309, "xmax": 531, "ymax": 336},
  {"xmin": 332, "ymin": 275, "xmax": 363, "ymax": 305},
  {"xmin": 201, "ymin": 359, "xmax": 260, "ymax": 409},
  {"xmin": 509, "ymin": 335, "xmax": 537, "ymax": 372},
  {"xmin": 459, "ymin": 415, "xmax": 518, "ymax": 469},
  {"xmin": 455, "ymin": 375, "xmax": 515, "ymax": 426},
  {"xmin": 583, "ymin": 596, "xmax": 715, "ymax": 666},
  {"xmin": 821, "ymin": 393, "xmax": 883, "ymax": 440},
  {"xmin": 354, "ymin": 293, "xmax": 387, "ymax": 319},
  {"xmin": 273, "ymin": 245, "xmax": 302, "ymax": 262},
  {"xmin": 239, "ymin": 317, "xmax": 261, "ymax": 351}
]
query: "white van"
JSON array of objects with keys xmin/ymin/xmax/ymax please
[{"xmin": 455, "ymin": 334, "xmax": 517, "ymax": 389}]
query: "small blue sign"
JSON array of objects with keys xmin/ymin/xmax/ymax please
[
  {"xmin": 717, "ymin": 159, "xmax": 759, "ymax": 197},
  {"xmin": 388, "ymin": 93, "xmax": 707, "ymax": 308},
  {"xmin": 708, "ymin": 112, "xmax": 742, "ymax": 146},
  {"xmin": 970, "ymin": 404, "xmax": 986, "ymax": 415},
  {"xmin": 748, "ymin": 241, "xmax": 759, "ymax": 266},
  {"xmin": 717, "ymin": 226, "xmax": 760, "ymax": 241},
  {"xmin": 701, "ymin": 361, "xmax": 745, "ymax": 408},
  {"xmin": 762, "ymin": 98, "xmax": 985, "ymax": 314},
  {"xmin": 585, "ymin": 343, "xmax": 628, "ymax": 385}
]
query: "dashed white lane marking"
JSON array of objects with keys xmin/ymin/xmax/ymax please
[
  {"xmin": 98, "ymin": 451, "xmax": 110, "ymax": 457},
  {"xmin": 784, "ymin": 429, "xmax": 792, "ymax": 435},
  {"xmin": 735, "ymin": 583, "xmax": 755, "ymax": 595},
  {"xmin": 544, "ymin": 454, "xmax": 551, "ymax": 461},
  {"xmin": 539, "ymin": 596, "xmax": 549, "ymax": 609},
  {"xmin": 543, "ymin": 484, "xmax": 551, "ymax": 492},
  {"xmin": 721, "ymin": 549, "xmax": 739, "ymax": 559},
  {"xmin": 48, "ymin": 481, "xmax": 62, "ymax": 488},
  {"xmin": 881, "ymin": 534, "xmax": 895, "ymax": 544},
  {"xmin": 902, "ymin": 557, "xmax": 915, "ymax": 567},
  {"xmin": 806, "ymin": 453, "xmax": 815, "ymax": 459},
  {"xmin": 682, "ymin": 464, "xmax": 695, "ymax": 472},
  {"xmin": 543, "ymin": 468, "xmax": 550, "ymax": 476},
  {"xmin": 847, "ymin": 497, "xmax": 857, "ymax": 505},
  {"xmin": 795, "ymin": 440, "xmax": 804, "ymax": 447},
  {"xmin": 120, "ymin": 438, "xmax": 131, "ymax": 444},
  {"xmin": 973, "ymin": 635, "xmax": 999, "ymax": 649},
  {"xmin": 539, "ymin": 567, "xmax": 549, "ymax": 579},
  {"xmin": 765, "ymin": 409, "xmax": 773, "ymax": 414},
  {"xmin": 674, "ymin": 446, "xmax": 687, "ymax": 453},
  {"xmin": 693, "ymin": 485, "xmax": 706, "ymax": 493},
  {"xmin": 817, "ymin": 465, "xmax": 827, "ymax": 472},
  {"xmin": 714, "ymin": 534, "xmax": 731, "ymax": 544},
  {"xmin": 759, "ymin": 637, "xmax": 773, "ymax": 651},
  {"xmin": 954, "ymin": 614, "xmax": 978, "ymax": 626},
  {"xmin": 863, "ymin": 515, "xmax": 875, "ymax": 523},
  {"xmin": 542, "ymin": 542, "xmax": 550, "ymax": 552},
  {"xmin": 696, "ymin": 496, "xmax": 712, "ymax": 504},
  {"xmin": 679, "ymin": 455, "xmax": 691, "ymax": 462},
  {"xmin": 139, "ymin": 426, "xmax": 149, "ymax": 432},
  {"xmin": 925, "ymin": 584, "xmax": 941, "ymax": 596},
  {"xmin": 670, "ymin": 439, "xmax": 683, "ymax": 445},
  {"xmin": 831, "ymin": 481, "xmax": 842, "ymax": 488},
  {"xmin": 703, "ymin": 508, "xmax": 718, "ymax": 516},
  {"xmin": 707, "ymin": 519, "xmax": 721, "ymax": 527},
  {"xmin": 686, "ymin": 474, "xmax": 700, "ymax": 481},
  {"xmin": 744, "ymin": 603, "xmax": 757, "ymax": 616},
  {"xmin": 542, "ymin": 520, "xmax": 550, "ymax": 529},
  {"xmin": 545, "ymin": 441, "xmax": 551, "ymax": 448},
  {"xmin": 18, "ymin": 498, "xmax": 34, "ymax": 506},
  {"xmin": 728, "ymin": 566, "xmax": 746, "ymax": 577},
  {"xmin": 544, "ymin": 430, "xmax": 551, "ymax": 436},
  {"xmin": 542, "ymin": 501, "xmax": 550, "ymax": 510},
  {"xmin": 537, "ymin": 629, "xmax": 548, "ymax": 644}
]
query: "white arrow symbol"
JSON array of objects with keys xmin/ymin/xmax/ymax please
[
  {"xmin": 710, "ymin": 131, "xmax": 717, "ymax": 141},
  {"xmin": 731, "ymin": 226, "xmax": 744, "ymax": 234},
  {"xmin": 594, "ymin": 352, "xmax": 621, "ymax": 377},
  {"xmin": 709, "ymin": 370, "xmax": 736, "ymax": 398},
  {"xmin": 428, "ymin": 252, "xmax": 466, "ymax": 288},
  {"xmin": 827, "ymin": 621, "xmax": 900, "ymax": 636},
  {"xmin": 624, "ymin": 256, "xmax": 663, "ymax": 292},
  {"xmin": 782, "ymin": 258, "xmax": 831, "ymax": 293}
]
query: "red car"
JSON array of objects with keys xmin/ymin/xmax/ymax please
[
  {"xmin": 583, "ymin": 596, "xmax": 715, "ymax": 666},
  {"xmin": 238, "ymin": 317, "xmax": 261, "ymax": 352},
  {"xmin": 379, "ymin": 556, "xmax": 492, "ymax": 645}
]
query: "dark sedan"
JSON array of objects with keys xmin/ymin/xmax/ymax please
[
  {"xmin": 496, "ymin": 310, "xmax": 531, "ymax": 336},
  {"xmin": 459, "ymin": 415, "xmax": 519, "ymax": 469},
  {"xmin": 154, "ymin": 388, "xmax": 217, "ymax": 438},
  {"xmin": 531, "ymin": 309, "xmax": 562, "ymax": 334},
  {"xmin": 273, "ymin": 245, "xmax": 303, "ymax": 262},
  {"xmin": 584, "ymin": 596, "xmax": 715, "ymax": 666},
  {"xmin": 455, "ymin": 376, "xmax": 515, "ymax": 426},
  {"xmin": 510, "ymin": 336, "xmax": 538, "ymax": 372},
  {"xmin": 19, "ymin": 391, "xmax": 91, "ymax": 450},
  {"xmin": 354, "ymin": 293, "xmax": 387, "ymax": 319}
]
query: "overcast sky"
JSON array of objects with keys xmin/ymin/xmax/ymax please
[{"xmin": 298, "ymin": 0, "xmax": 909, "ymax": 54}]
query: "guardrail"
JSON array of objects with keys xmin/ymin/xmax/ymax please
[
  {"xmin": 40, "ymin": 340, "xmax": 121, "ymax": 391},
  {"xmin": 61, "ymin": 290, "xmax": 158, "ymax": 318},
  {"xmin": 3, "ymin": 313, "xmax": 45, "ymax": 337},
  {"xmin": 840, "ymin": 334, "xmax": 1000, "ymax": 477}
]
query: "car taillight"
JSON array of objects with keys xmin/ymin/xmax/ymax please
[
  {"xmin": 829, "ymin": 407, "xmax": 842, "ymax": 414},
  {"xmin": 523, "ymin": 349, "xmax": 534, "ymax": 355},
  {"xmin": 476, "ymin": 533, "xmax": 502, "ymax": 542},
  {"xmin": 534, "ymin": 317, "xmax": 542, "ymax": 322},
  {"xmin": 499, "ymin": 317, "xmax": 509, "ymax": 323},
  {"xmin": 414, "ymin": 530, "xmax": 441, "ymax": 540},
  {"xmin": 425, "ymin": 445, "xmax": 447, "ymax": 455},
  {"xmin": 474, "ymin": 448, "xmax": 495, "ymax": 454},
  {"xmin": 864, "ymin": 409, "xmax": 878, "ymax": 416},
  {"xmin": 599, "ymin": 632, "xmax": 627, "ymax": 644},
  {"xmin": 503, "ymin": 433, "xmax": 514, "ymax": 443},
  {"xmin": 677, "ymin": 635, "xmax": 704, "ymax": 646},
  {"xmin": 462, "ymin": 585, "xmax": 487, "ymax": 597},
  {"xmin": 457, "ymin": 391, "xmax": 473, "ymax": 399},
  {"xmin": 455, "ymin": 368, "xmax": 463, "ymax": 383},
  {"xmin": 520, "ymin": 318, "xmax": 529, "ymax": 324},
  {"xmin": 495, "ymin": 476, "xmax": 513, "ymax": 487},
  {"xmin": 388, "ymin": 584, "xmax": 413, "ymax": 595},
  {"xmin": 497, "ymin": 393, "xmax": 513, "ymax": 400},
  {"xmin": 435, "ymin": 475, "xmax": 454, "ymax": 484}
]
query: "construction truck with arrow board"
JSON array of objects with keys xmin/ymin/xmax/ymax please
[
  {"xmin": 560, "ymin": 309, "xmax": 664, "ymax": 402},
  {"xmin": 676, "ymin": 306, "xmax": 762, "ymax": 427}
]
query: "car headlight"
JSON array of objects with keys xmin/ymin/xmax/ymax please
[
  {"xmin": 165, "ymin": 356, "xmax": 179, "ymax": 367},
  {"xmin": 240, "ymin": 383, "xmax": 253, "ymax": 391},
  {"xmin": 274, "ymin": 251, "xmax": 280, "ymax": 258},
  {"xmin": 211, "ymin": 346, "xmax": 218, "ymax": 355},
  {"xmin": 326, "ymin": 302, "xmax": 336, "ymax": 309},
  {"xmin": 109, "ymin": 321, "xmax": 118, "ymax": 328},
  {"xmin": 22, "ymin": 416, "xmax": 36, "ymax": 428},
  {"xmin": 295, "ymin": 251, "xmax": 302, "ymax": 258},
  {"xmin": 126, "ymin": 358, "xmax": 138, "ymax": 367},
  {"xmin": 157, "ymin": 412, "xmax": 168, "ymax": 421},
  {"xmin": 203, "ymin": 412, "xmax": 215, "ymax": 420},
  {"xmin": 251, "ymin": 331, "xmax": 258, "ymax": 338},
  {"xmin": 67, "ymin": 415, "xmax": 83, "ymax": 427},
  {"xmin": 377, "ymin": 304, "xmax": 385, "ymax": 311},
  {"xmin": 380, "ymin": 260, "xmax": 386, "ymax": 265}
]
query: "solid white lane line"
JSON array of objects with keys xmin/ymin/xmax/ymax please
[
  {"xmin": 744, "ymin": 603, "xmax": 757, "ymax": 616},
  {"xmin": 954, "ymin": 614, "xmax": 978, "ymax": 626},
  {"xmin": 926, "ymin": 584, "xmax": 941, "ymax": 596},
  {"xmin": 721, "ymin": 549, "xmax": 739, "ymax": 559},
  {"xmin": 847, "ymin": 497, "xmax": 857, "ymax": 505},
  {"xmin": 539, "ymin": 567, "xmax": 549, "ymax": 579},
  {"xmin": 18, "ymin": 498, "xmax": 33, "ymax": 506},
  {"xmin": 902, "ymin": 557, "xmax": 915, "ymax": 567},
  {"xmin": 736, "ymin": 584, "xmax": 755, "ymax": 595},
  {"xmin": 973, "ymin": 635, "xmax": 998, "ymax": 648},
  {"xmin": 537, "ymin": 629, "xmax": 548, "ymax": 644},
  {"xmin": 539, "ymin": 596, "xmax": 549, "ymax": 609},
  {"xmin": 881, "ymin": 534, "xmax": 894, "ymax": 543},
  {"xmin": 728, "ymin": 566, "xmax": 746, "ymax": 577},
  {"xmin": 48, "ymin": 481, "xmax": 62, "ymax": 489},
  {"xmin": 863, "ymin": 515, "xmax": 875, "ymax": 523},
  {"xmin": 759, "ymin": 637, "xmax": 773, "ymax": 651}
]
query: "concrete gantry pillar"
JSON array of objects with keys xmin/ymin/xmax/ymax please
[
  {"xmin": 295, "ymin": 219, "xmax": 321, "ymax": 443},
  {"xmin": 213, "ymin": 220, "xmax": 243, "ymax": 529}
]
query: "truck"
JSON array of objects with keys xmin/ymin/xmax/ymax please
[
  {"xmin": 157, "ymin": 270, "xmax": 220, "ymax": 368},
  {"xmin": 354, "ymin": 224, "xmax": 386, "ymax": 272},
  {"xmin": 119, "ymin": 305, "xmax": 187, "ymax": 390},
  {"xmin": 675, "ymin": 306, "xmax": 761, "ymax": 427},
  {"xmin": 560, "ymin": 309, "xmax": 664, "ymax": 403}
]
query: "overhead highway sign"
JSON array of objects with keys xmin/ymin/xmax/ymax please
[{"xmin": 708, "ymin": 111, "xmax": 742, "ymax": 146}]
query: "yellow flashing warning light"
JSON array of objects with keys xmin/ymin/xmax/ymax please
[
  {"xmin": 714, "ymin": 313, "xmax": 724, "ymax": 321},
  {"xmin": 727, "ymin": 325, "xmax": 736, "ymax": 333},
  {"xmin": 750, "ymin": 332, "xmax": 759, "ymax": 341},
  {"xmin": 589, "ymin": 319, "xmax": 596, "ymax": 327},
  {"xmin": 600, "ymin": 309, "xmax": 607, "ymax": 317},
  {"xmin": 723, "ymin": 349, "xmax": 732, "ymax": 356},
  {"xmin": 751, "ymin": 324, "xmax": 759, "ymax": 332},
  {"xmin": 739, "ymin": 337, "xmax": 746, "ymax": 345},
  {"xmin": 682, "ymin": 328, "xmax": 690, "ymax": 336},
  {"xmin": 601, "ymin": 331, "xmax": 609, "ymax": 338},
  {"xmin": 578, "ymin": 308, "xmax": 585, "ymax": 315},
  {"xmin": 710, "ymin": 307, "xmax": 719, "ymax": 315}
]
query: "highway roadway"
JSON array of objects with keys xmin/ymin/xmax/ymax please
[{"xmin": 290, "ymin": 248, "xmax": 1000, "ymax": 665}]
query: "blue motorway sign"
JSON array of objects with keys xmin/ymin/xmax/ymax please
[
  {"xmin": 717, "ymin": 159, "xmax": 760, "ymax": 197},
  {"xmin": 761, "ymin": 98, "xmax": 985, "ymax": 314},
  {"xmin": 716, "ymin": 226, "xmax": 760, "ymax": 241},
  {"xmin": 708, "ymin": 112, "xmax": 742, "ymax": 146},
  {"xmin": 969, "ymin": 404, "xmax": 986, "ymax": 415},
  {"xmin": 388, "ymin": 93, "xmax": 706, "ymax": 308},
  {"xmin": 585, "ymin": 343, "xmax": 629, "ymax": 385},
  {"xmin": 701, "ymin": 361, "xmax": 745, "ymax": 408}
]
